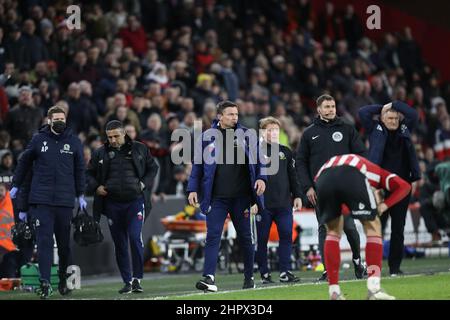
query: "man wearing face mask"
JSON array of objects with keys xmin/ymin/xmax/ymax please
[
  {"xmin": 10, "ymin": 105, "xmax": 86, "ymax": 299},
  {"xmin": 359, "ymin": 101, "xmax": 420, "ymax": 276},
  {"xmin": 296, "ymin": 94, "xmax": 367, "ymax": 282}
]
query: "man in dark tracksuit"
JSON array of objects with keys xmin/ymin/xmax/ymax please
[
  {"xmin": 187, "ymin": 101, "xmax": 266, "ymax": 292},
  {"xmin": 359, "ymin": 100, "xmax": 420, "ymax": 276},
  {"xmin": 254, "ymin": 117, "xmax": 303, "ymax": 284},
  {"xmin": 10, "ymin": 106, "xmax": 86, "ymax": 299},
  {"xmin": 296, "ymin": 94, "xmax": 366, "ymax": 282},
  {"xmin": 87, "ymin": 120, "xmax": 158, "ymax": 294}
]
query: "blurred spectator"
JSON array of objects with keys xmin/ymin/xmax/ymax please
[
  {"xmin": 340, "ymin": 80, "xmax": 374, "ymax": 125},
  {"xmin": 125, "ymin": 123, "xmax": 138, "ymax": 140},
  {"xmin": 66, "ymin": 82, "xmax": 99, "ymax": 135},
  {"xmin": 5, "ymin": 86, "xmax": 43, "ymax": 144},
  {"xmin": 60, "ymin": 51, "xmax": 97, "ymax": 88},
  {"xmin": 0, "ymin": 0, "xmax": 447, "ymax": 213},
  {"xmin": 434, "ymin": 116, "xmax": 450, "ymax": 161},
  {"xmin": 4, "ymin": 24, "xmax": 27, "ymax": 70},
  {"xmin": 419, "ymin": 162, "xmax": 449, "ymax": 242},
  {"xmin": 106, "ymin": 93, "xmax": 141, "ymax": 132},
  {"xmin": 191, "ymin": 73, "xmax": 219, "ymax": 114},
  {"xmin": 86, "ymin": 4, "xmax": 109, "ymax": 40},
  {"xmin": 21, "ymin": 19, "xmax": 48, "ymax": 68},
  {"xmin": 0, "ymin": 150, "xmax": 14, "ymax": 186},
  {"xmin": 105, "ymin": 0, "xmax": 128, "ymax": 38},
  {"xmin": 118, "ymin": 15, "xmax": 147, "ymax": 57},
  {"xmin": 164, "ymin": 165, "xmax": 188, "ymax": 196},
  {"xmin": 342, "ymin": 4, "xmax": 363, "ymax": 50}
]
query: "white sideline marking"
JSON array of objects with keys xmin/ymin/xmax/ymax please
[{"xmin": 146, "ymin": 273, "xmax": 432, "ymax": 300}]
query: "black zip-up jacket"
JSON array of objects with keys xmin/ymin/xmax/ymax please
[
  {"xmin": 296, "ymin": 117, "xmax": 366, "ymax": 195},
  {"xmin": 261, "ymin": 142, "xmax": 303, "ymax": 208},
  {"xmin": 87, "ymin": 135, "xmax": 159, "ymax": 222}
]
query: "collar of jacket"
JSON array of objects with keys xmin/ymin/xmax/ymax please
[
  {"xmin": 211, "ymin": 118, "xmax": 243, "ymax": 130},
  {"xmin": 40, "ymin": 124, "xmax": 72, "ymax": 139},
  {"xmin": 379, "ymin": 121, "xmax": 411, "ymax": 138},
  {"xmin": 314, "ymin": 116, "xmax": 342, "ymax": 127}
]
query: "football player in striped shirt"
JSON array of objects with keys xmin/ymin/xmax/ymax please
[{"xmin": 314, "ymin": 154, "xmax": 411, "ymax": 300}]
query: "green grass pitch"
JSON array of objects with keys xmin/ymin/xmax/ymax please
[{"xmin": 1, "ymin": 257, "xmax": 449, "ymax": 300}]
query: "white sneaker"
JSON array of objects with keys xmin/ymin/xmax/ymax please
[
  {"xmin": 330, "ymin": 292, "xmax": 346, "ymax": 300},
  {"xmin": 367, "ymin": 289, "xmax": 396, "ymax": 300}
]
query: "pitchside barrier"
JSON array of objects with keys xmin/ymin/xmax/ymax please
[{"xmin": 71, "ymin": 197, "xmax": 446, "ymax": 276}]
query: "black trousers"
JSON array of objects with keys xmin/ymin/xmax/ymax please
[
  {"xmin": 316, "ymin": 211, "xmax": 361, "ymax": 269},
  {"xmin": 420, "ymin": 203, "xmax": 449, "ymax": 233},
  {"xmin": 380, "ymin": 191, "xmax": 411, "ymax": 273}
]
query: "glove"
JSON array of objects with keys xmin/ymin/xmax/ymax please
[
  {"xmin": 78, "ymin": 195, "xmax": 87, "ymax": 210},
  {"xmin": 10, "ymin": 187, "xmax": 18, "ymax": 199},
  {"xmin": 18, "ymin": 212, "xmax": 27, "ymax": 222}
]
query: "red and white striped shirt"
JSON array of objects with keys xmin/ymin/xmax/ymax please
[{"xmin": 314, "ymin": 154, "xmax": 411, "ymax": 208}]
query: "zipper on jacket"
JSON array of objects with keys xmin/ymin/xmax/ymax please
[{"xmin": 52, "ymin": 139, "xmax": 58, "ymax": 204}]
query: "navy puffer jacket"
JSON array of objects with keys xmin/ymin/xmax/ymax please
[{"xmin": 12, "ymin": 125, "xmax": 86, "ymax": 208}]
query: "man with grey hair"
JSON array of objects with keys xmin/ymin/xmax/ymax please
[{"xmin": 359, "ymin": 100, "xmax": 420, "ymax": 276}]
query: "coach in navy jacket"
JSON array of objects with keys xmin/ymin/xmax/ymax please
[
  {"xmin": 187, "ymin": 101, "xmax": 266, "ymax": 292},
  {"xmin": 11, "ymin": 106, "xmax": 85, "ymax": 298},
  {"xmin": 359, "ymin": 100, "xmax": 420, "ymax": 276},
  {"xmin": 359, "ymin": 101, "xmax": 420, "ymax": 183},
  {"xmin": 187, "ymin": 120, "xmax": 266, "ymax": 215}
]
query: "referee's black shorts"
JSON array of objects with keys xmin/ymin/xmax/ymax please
[{"xmin": 315, "ymin": 165, "xmax": 378, "ymax": 225}]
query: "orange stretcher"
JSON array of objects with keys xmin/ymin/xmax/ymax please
[{"xmin": 160, "ymin": 218, "xmax": 207, "ymax": 233}]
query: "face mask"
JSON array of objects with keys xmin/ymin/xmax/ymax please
[{"xmin": 52, "ymin": 121, "xmax": 66, "ymax": 134}]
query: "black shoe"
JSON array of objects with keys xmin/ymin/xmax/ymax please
[
  {"xmin": 390, "ymin": 269, "xmax": 404, "ymax": 277},
  {"xmin": 243, "ymin": 277, "xmax": 255, "ymax": 289},
  {"xmin": 118, "ymin": 282, "xmax": 132, "ymax": 294},
  {"xmin": 280, "ymin": 271, "xmax": 300, "ymax": 283},
  {"xmin": 58, "ymin": 272, "xmax": 72, "ymax": 296},
  {"xmin": 261, "ymin": 273, "xmax": 274, "ymax": 284},
  {"xmin": 316, "ymin": 271, "xmax": 328, "ymax": 282},
  {"xmin": 353, "ymin": 259, "xmax": 367, "ymax": 279},
  {"xmin": 131, "ymin": 279, "xmax": 143, "ymax": 293},
  {"xmin": 37, "ymin": 280, "xmax": 53, "ymax": 299},
  {"xmin": 196, "ymin": 275, "xmax": 217, "ymax": 292}
]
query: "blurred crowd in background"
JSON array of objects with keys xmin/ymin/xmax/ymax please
[{"xmin": 0, "ymin": 0, "xmax": 449, "ymax": 237}]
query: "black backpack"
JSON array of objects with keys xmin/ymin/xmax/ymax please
[{"xmin": 72, "ymin": 207, "xmax": 104, "ymax": 246}]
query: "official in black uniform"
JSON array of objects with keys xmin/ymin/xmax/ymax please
[{"xmin": 296, "ymin": 94, "xmax": 367, "ymax": 281}]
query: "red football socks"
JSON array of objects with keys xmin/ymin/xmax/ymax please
[
  {"xmin": 324, "ymin": 234, "xmax": 341, "ymax": 285},
  {"xmin": 366, "ymin": 236, "xmax": 383, "ymax": 278}
]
